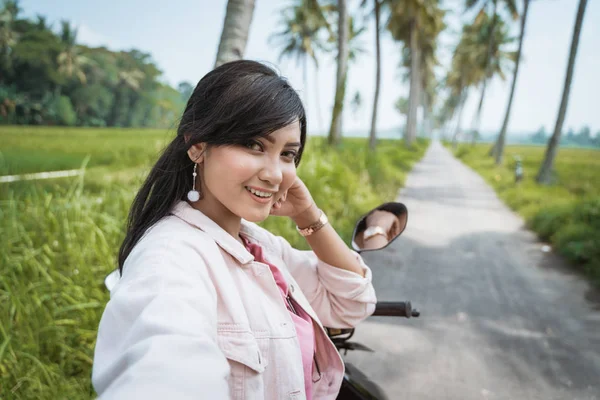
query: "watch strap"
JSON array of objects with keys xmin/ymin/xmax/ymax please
[
  {"xmin": 296, "ymin": 210, "xmax": 329, "ymax": 237},
  {"xmin": 363, "ymin": 226, "xmax": 387, "ymax": 241}
]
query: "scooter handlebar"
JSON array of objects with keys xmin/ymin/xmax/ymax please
[{"xmin": 372, "ymin": 301, "xmax": 420, "ymax": 318}]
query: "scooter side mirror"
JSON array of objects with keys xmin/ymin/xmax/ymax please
[{"xmin": 351, "ymin": 202, "xmax": 408, "ymax": 253}]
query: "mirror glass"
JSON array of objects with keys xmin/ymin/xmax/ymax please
[{"xmin": 351, "ymin": 202, "xmax": 408, "ymax": 252}]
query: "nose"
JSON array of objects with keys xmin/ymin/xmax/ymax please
[{"xmin": 258, "ymin": 158, "xmax": 283, "ymax": 186}]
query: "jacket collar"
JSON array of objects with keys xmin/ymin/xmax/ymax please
[{"xmin": 170, "ymin": 201, "xmax": 260, "ymax": 265}]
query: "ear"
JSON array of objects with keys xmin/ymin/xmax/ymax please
[{"xmin": 187, "ymin": 143, "xmax": 206, "ymax": 164}]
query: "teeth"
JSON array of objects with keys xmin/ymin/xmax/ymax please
[{"xmin": 246, "ymin": 187, "xmax": 273, "ymax": 198}]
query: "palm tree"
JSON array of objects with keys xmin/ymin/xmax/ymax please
[
  {"xmin": 328, "ymin": 0, "xmax": 349, "ymax": 146},
  {"xmin": 118, "ymin": 69, "xmax": 145, "ymax": 91},
  {"xmin": 445, "ymin": 92, "xmax": 466, "ymax": 147},
  {"xmin": 57, "ymin": 20, "xmax": 89, "ymax": 85},
  {"xmin": 34, "ymin": 14, "xmax": 51, "ymax": 31},
  {"xmin": 398, "ymin": 9, "xmax": 445, "ymax": 139},
  {"xmin": 444, "ymin": 21, "xmax": 487, "ymax": 147},
  {"xmin": 462, "ymin": 12, "xmax": 516, "ymax": 144},
  {"xmin": 493, "ymin": 0, "xmax": 529, "ymax": 165},
  {"xmin": 270, "ymin": 0, "xmax": 328, "ymax": 129},
  {"xmin": 466, "ymin": 0, "xmax": 518, "ymax": 142},
  {"xmin": 362, "ymin": 0, "xmax": 386, "ymax": 149},
  {"xmin": 387, "ymin": 0, "xmax": 445, "ymax": 147},
  {"xmin": 214, "ymin": 0, "xmax": 256, "ymax": 68},
  {"xmin": 451, "ymin": 91, "xmax": 468, "ymax": 147},
  {"xmin": 536, "ymin": 0, "xmax": 588, "ymax": 184},
  {"xmin": 346, "ymin": 15, "xmax": 368, "ymax": 62},
  {"xmin": 0, "ymin": 0, "xmax": 20, "ymax": 81},
  {"xmin": 350, "ymin": 90, "xmax": 362, "ymax": 117}
]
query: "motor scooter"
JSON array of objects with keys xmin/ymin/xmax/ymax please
[{"xmin": 331, "ymin": 201, "xmax": 419, "ymax": 400}]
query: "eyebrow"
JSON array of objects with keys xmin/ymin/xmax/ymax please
[{"xmin": 263, "ymin": 135, "xmax": 301, "ymax": 147}]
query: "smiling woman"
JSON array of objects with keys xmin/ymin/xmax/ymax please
[{"xmin": 92, "ymin": 60, "xmax": 377, "ymax": 400}]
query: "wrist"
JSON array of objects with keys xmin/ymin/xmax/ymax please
[{"xmin": 292, "ymin": 203, "xmax": 321, "ymax": 228}]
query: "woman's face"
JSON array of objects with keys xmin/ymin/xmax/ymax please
[{"xmin": 192, "ymin": 121, "xmax": 302, "ymax": 225}]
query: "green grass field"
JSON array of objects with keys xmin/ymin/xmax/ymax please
[
  {"xmin": 451, "ymin": 143, "xmax": 600, "ymax": 285},
  {"xmin": 0, "ymin": 126, "xmax": 428, "ymax": 399}
]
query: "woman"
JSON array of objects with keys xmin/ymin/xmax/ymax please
[{"xmin": 92, "ymin": 60, "xmax": 381, "ymax": 400}]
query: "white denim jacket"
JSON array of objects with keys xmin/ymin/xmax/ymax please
[{"xmin": 92, "ymin": 201, "xmax": 377, "ymax": 399}]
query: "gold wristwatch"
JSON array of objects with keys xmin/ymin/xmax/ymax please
[
  {"xmin": 363, "ymin": 226, "xmax": 387, "ymax": 241},
  {"xmin": 296, "ymin": 210, "xmax": 329, "ymax": 237}
]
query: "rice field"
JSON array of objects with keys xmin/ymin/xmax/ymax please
[{"xmin": 0, "ymin": 126, "xmax": 428, "ymax": 399}]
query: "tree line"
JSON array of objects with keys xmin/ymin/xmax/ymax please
[
  {"xmin": 0, "ymin": 1, "xmax": 189, "ymax": 128},
  {"xmin": 0, "ymin": 0, "xmax": 592, "ymax": 184}
]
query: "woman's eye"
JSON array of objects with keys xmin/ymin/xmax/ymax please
[
  {"xmin": 245, "ymin": 141, "xmax": 263, "ymax": 151},
  {"xmin": 282, "ymin": 151, "xmax": 298, "ymax": 161}
]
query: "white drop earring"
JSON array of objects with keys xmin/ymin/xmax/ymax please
[{"xmin": 187, "ymin": 163, "xmax": 200, "ymax": 202}]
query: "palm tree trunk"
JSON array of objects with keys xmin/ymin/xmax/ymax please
[
  {"xmin": 303, "ymin": 55, "xmax": 309, "ymax": 108},
  {"xmin": 313, "ymin": 66, "xmax": 324, "ymax": 134},
  {"xmin": 537, "ymin": 0, "xmax": 588, "ymax": 184},
  {"xmin": 368, "ymin": 0, "xmax": 382, "ymax": 150},
  {"xmin": 406, "ymin": 19, "xmax": 419, "ymax": 147},
  {"xmin": 214, "ymin": 0, "xmax": 256, "ymax": 68},
  {"xmin": 471, "ymin": 80, "xmax": 486, "ymax": 143},
  {"xmin": 328, "ymin": 0, "xmax": 349, "ymax": 146},
  {"xmin": 452, "ymin": 92, "xmax": 467, "ymax": 149},
  {"xmin": 488, "ymin": 138, "xmax": 498, "ymax": 156},
  {"xmin": 473, "ymin": 0, "xmax": 498, "ymax": 145},
  {"xmin": 495, "ymin": 0, "xmax": 529, "ymax": 165},
  {"xmin": 422, "ymin": 92, "xmax": 431, "ymax": 138}
]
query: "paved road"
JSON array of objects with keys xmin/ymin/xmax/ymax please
[{"xmin": 347, "ymin": 141, "xmax": 600, "ymax": 400}]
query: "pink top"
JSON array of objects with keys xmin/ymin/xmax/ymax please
[{"xmin": 241, "ymin": 236, "xmax": 315, "ymax": 400}]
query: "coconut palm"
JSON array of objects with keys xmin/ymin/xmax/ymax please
[
  {"xmin": 445, "ymin": 70, "xmax": 469, "ymax": 147},
  {"xmin": 465, "ymin": 0, "xmax": 518, "ymax": 142},
  {"xmin": 328, "ymin": 0, "xmax": 349, "ymax": 146},
  {"xmin": 325, "ymin": 2, "xmax": 368, "ymax": 144},
  {"xmin": 34, "ymin": 14, "xmax": 51, "ymax": 31},
  {"xmin": 461, "ymin": 12, "xmax": 517, "ymax": 144},
  {"xmin": 360, "ymin": 0, "xmax": 389, "ymax": 149},
  {"xmin": 214, "ymin": 0, "xmax": 256, "ymax": 68},
  {"xmin": 387, "ymin": 0, "xmax": 446, "ymax": 147},
  {"xmin": 444, "ymin": 21, "xmax": 488, "ymax": 146},
  {"xmin": 350, "ymin": 90, "xmax": 362, "ymax": 117},
  {"xmin": 118, "ymin": 69, "xmax": 145, "ymax": 91},
  {"xmin": 270, "ymin": 0, "xmax": 329, "ymax": 129},
  {"xmin": 398, "ymin": 7, "xmax": 445, "ymax": 139},
  {"xmin": 369, "ymin": 0, "xmax": 383, "ymax": 149},
  {"xmin": 493, "ymin": 0, "xmax": 529, "ymax": 165},
  {"xmin": 346, "ymin": 16, "xmax": 367, "ymax": 62},
  {"xmin": 537, "ymin": 0, "xmax": 588, "ymax": 184},
  {"xmin": 0, "ymin": 0, "xmax": 20, "ymax": 80},
  {"xmin": 57, "ymin": 20, "xmax": 89, "ymax": 85}
]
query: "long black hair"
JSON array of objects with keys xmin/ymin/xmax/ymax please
[{"xmin": 118, "ymin": 60, "xmax": 307, "ymax": 273}]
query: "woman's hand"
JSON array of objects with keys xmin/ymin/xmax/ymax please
[{"xmin": 269, "ymin": 177, "xmax": 317, "ymax": 223}]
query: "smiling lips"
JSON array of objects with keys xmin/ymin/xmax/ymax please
[{"xmin": 245, "ymin": 186, "xmax": 276, "ymax": 204}]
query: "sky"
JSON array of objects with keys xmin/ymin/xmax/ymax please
[{"xmin": 20, "ymin": 0, "xmax": 600, "ymax": 136}]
